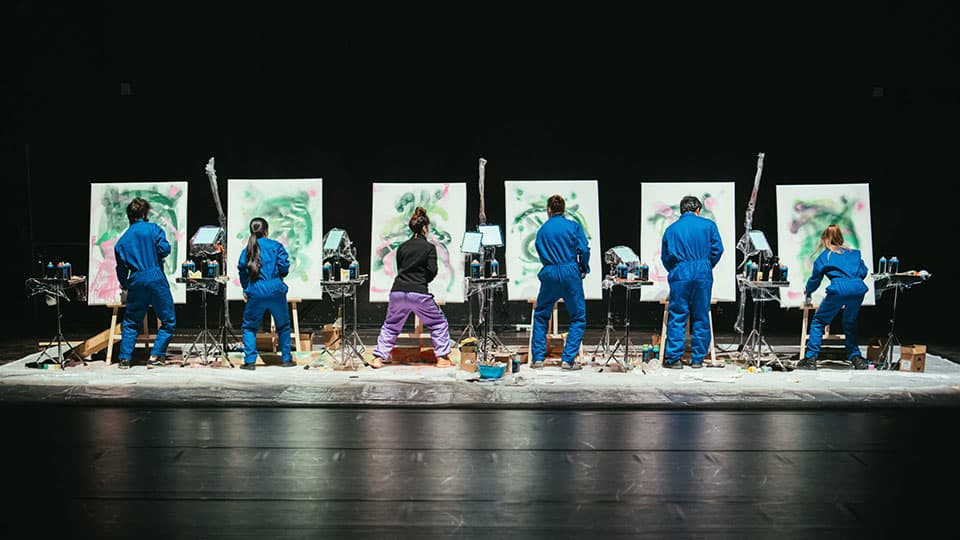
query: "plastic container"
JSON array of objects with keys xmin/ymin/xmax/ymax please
[{"xmin": 478, "ymin": 363, "xmax": 506, "ymax": 379}]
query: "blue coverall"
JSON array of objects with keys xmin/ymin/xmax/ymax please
[
  {"xmin": 803, "ymin": 248, "xmax": 868, "ymax": 360},
  {"xmin": 531, "ymin": 214, "xmax": 591, "ymax": 364},
  {"xmin": 114, "ymin": 219, "xmax": 177, "ymax": 360},
  {"xmin": 660, "ymin": 212, "xmax": 724, "ymax": 365},
  {"xmin": 238, "ymin": 238, "xmax": 292, "ymax": 365}
]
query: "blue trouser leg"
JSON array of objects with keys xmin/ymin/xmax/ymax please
[
  {"xmin": 688, "ymin": 278, "xmax": 713, "ymax": 363},
  {"xmin": 531, "ymin": 274, "xmax": 561, "ymax": 362},
  {"xmin": 560, "ymin": 273, "xmax": 586, "ymax": 364},
  {"xmin": 266, "ymin": 293, "xmax": 292, "ymax": 362},
  {"xmin": 119, "ymin": 285, "xmax": 149, "ymax": 361},
  {"xmin": 665, "ymin": 280, "xmax": 692, "ymax": 363},
  {"xmin": 242, "ymin": 295, "xmax": 269, "ymax": 365},
  {"xmin": 806, "ymin": 294, "xmax": 844, "ymax": 359},
  {"xmin": 146, "ymin": 278, "xmax": 176, "ymax": 357},
  {"xmin": 841, "ymin": 293, "xmax": 865, "ymax": 359}
]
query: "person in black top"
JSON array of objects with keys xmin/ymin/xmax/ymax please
[{"xmin": 370, "ymin": 207, "xmax": 453, "ymax": 368}]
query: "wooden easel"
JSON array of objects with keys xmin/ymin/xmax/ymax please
[
  {"xmin": 267, "ymin": 298, "xmax": 305, "ymax": 352},
  {"xmin": 799, "ymin": 303, "xmax": 844, "ymax": 359},
  {"xmin": 657, "ymin": 298, "xmax": 718, "ymax": 364},
  {"xmin": 527, "ymin": 298, "xmax": 581, "ymax": 359}
]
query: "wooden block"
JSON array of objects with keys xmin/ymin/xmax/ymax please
[{"xmin": 77, "ymin": 324, "xmax": 121, "ymax": 358}]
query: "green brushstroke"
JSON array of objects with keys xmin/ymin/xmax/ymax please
[
  {"xmin": 509, "ymin": 189, "xmax": 592, "ymax": 287},
  {"xmin": 789, "ymin": 196, "xmax": 862, "ymax": 283},
  {"xmin": 96, "ymin": 186, "xmax": 183, "ymax": 275}
]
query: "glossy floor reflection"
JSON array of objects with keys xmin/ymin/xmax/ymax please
[{"xmin": 2, "ymin": 406, "xmax": 954, "ymax": 537}]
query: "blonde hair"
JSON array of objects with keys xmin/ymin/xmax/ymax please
[{"xmin": 815, "ymin": 224, "xmax": 848, "ymax": 256}]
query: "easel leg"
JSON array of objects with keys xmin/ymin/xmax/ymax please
[
  {"xmin": 800, "ymin": 305, "xmax": 810, "ymax": 359},
  {"xmin": 291, "ymin": 300, "xmax": 302, "ymax": 353},
  {"xmin": 659, "ymin": 300, "xmax": 668, "ymax": 364},
  {"xmin": 106, "ymin": 306, "xmax": 119, "ymax": 365},
  {"xmin": 709, "ymin": 307, "xmax": 716, "ymax": 364}
]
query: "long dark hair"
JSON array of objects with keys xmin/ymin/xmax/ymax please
[
  {"xmin": 247, "ymin": 217, "xmax": 268, "ymax": 281},
  {"xmin": 409, "ymin": 206, "xmax": 430, "ymax": 237}
]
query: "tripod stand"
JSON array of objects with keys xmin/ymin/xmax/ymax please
[
  {"xmin": 599, "ymin": 279, "xmax": 652, "ymax": 373},
  {"xmin": 458, "ymin": 276, "xmax": 477, "ymax": 343},
  {"xmin": 591, "ymin": 280, "xmax": 618, "ymax": 363},
  {"xmin": 320, "ymin": 278, "xmax": 367, "ymax": 369},
  {"xmin": 737, "ymin": 277, "xmax": 787, "ymax": 369},
  {"xmin": 467, "ymin": 276, "xmax": 508, "ymax": 364},
  {"xmin": 873, "ymin": 272, "xmax": 930, "ymax": 370},
  {"xmin": 27, "ymin": 277, "xmax": 86, "ymax": 369}
]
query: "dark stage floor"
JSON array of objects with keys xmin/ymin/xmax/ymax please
[{"xmin": 2, "ymin": 406, "xmax": 955, "ymax": 537}]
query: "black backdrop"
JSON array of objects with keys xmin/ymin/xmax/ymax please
[{"xmin": 3, "ymin": 2, "xmax": 958, "ymax": 344}]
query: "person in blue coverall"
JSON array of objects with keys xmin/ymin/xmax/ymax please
[
  {"xmin": 660, "ymin": 196, "xmax": 723, "ymax": 369},
  {"xmin": 237, "ymin": 217, "xmax": 295, "ymax": 371},
  {"xmin": 796, "ymin": 224, "xmax": 870, "ymax": 370},
  {"xmin": 530, "ymin": 195, "xmax": 590, "ymax": 370},
  {"xmin": 114, "ymin": 197, "xmax": 177, "ymax": 369}
]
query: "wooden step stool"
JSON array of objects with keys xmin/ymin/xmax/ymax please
[
  {"xmin": 799, "ymin": 303, "xmax": 845, "ymax": 360},
  {"xmin": 657, "ymin": 298, "xmax": 718, "ymax": 365}
]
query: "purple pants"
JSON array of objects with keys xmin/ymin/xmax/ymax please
[{"xmin": 374, "ymin": 291, "xmax": 452, "ymax": 361}]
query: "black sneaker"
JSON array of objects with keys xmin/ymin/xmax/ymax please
[
  {"xmin": 118, "ymin": 359, "xmax": 131, "ymax": 369},
  {"xmin": 851, "ymin": 356, "xmax": 870, "ymax": 370},
  {"xmin": 662, "ymin": 360, "xmax": 683, "ymax": 369},
  {"xmin": 240, "ymin": 363, "xmax": 256, "ymax": 371},
  {"xmin": 147, "ymin": 358, "xmax": 166, "ymax": 369},
  {"xmin": 560, "ymin": 362, "xmax": 583, "ymax": 371},
  {"xmin": 797, "ymin": 356, "xmax": 818, "ymax": 370},
  {"xmin": 281, "ymin": 360, "xmax": 296, "ymax": 368},
  {"xmin": 530, "ymin": 360, "xmax": 545, "ymax": 369},
  {"xmin": 690, "ymin": 362, "xmax": 703, "ymax": 369}
]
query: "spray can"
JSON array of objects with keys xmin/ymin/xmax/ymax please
[
  {"xmin": 616, "ymin": 262, "xmax": 627, "ymax": 279},
  {"xmin": 45, "ymin": 262, "xmax": 54, "ymax": 278},
  {"xmin": 64, "ymin": 262, "xmax": 72, "ymax": 279},
  {"xmin": 181, "ymin": 261, "xmax": 191, "ymax": 278},
  {"xmin": 639, "ymin": 262, "xmax": 649, "ymax": 281},
  {"xmin": 489, "ymin": 257, "xmax": 499, "ymax": 277},
  {"xmin": 349, "ymin": 260, "xmax": 359, "ymax": 280},
  {"xmin": 878, "ymin": 256, "xmax": 887, "ymax": 274},
  {"xmin": 471, "ymin": 259, "xmax": 481, "ymax": 279},
  {"xmin": 780, "ymin": 264, "xmax": 788, "ymax": 282},
  {"xmin": 511, "ymin": 354, "xmax": 519, "ymax": 373},
  {"xmin": 206, "ymin": 260, "xmax": 219, "ymax": 278},
  {"xmin": 322, "ymin": 261, "xmax": 332, "ymax": 281},
  {"xmin": 888, "ymin": 256, "xmax": 898, "ymax": 274},
  {"xmin": 56, "ymin": 262, "xmax": 65, "ymax": 279}
]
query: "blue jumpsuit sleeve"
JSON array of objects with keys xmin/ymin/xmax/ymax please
[
  {"xmin": 425, "ymin": 243, "xmax": 438, "ymax": 283},
  {"xmin": 114, "ymin": 244, "xmax": 130, "ymax": 289},
  {"xmin": 576, "ymin": 224, "xmax": 590, "ymax": 275},
  {"xmin": 709, "ymin": 222, "xmax": 724, "ymax": 268},
  {"xmin": 661, "ymin": 232, "xmax": 677, "ymax": 273},
  {"xmin": 534, "ymin": 227, "xmax": 546, "ymax": 266},
  {"xmin": 237, "ymin": 248, "xmax": 249, "ymax": 290},
  {"xmin": 857, "ymin": 257, "xmax": 868, "ymax": 279},
  {"xmin": 277, "ymin": 243, "xmax": 290, "ymax": 278},
  {"xmin": 805, "ymin": 254, "xmax": 826, "ymax": 295},
  {"xmin": 155, "ymin": 225, "xmax": 171, "ymax": 259}
]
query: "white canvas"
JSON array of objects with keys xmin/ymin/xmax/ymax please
[
  {"xmin": 227, "ymin": 179, "xmax": 324, "ymax": 300},
  {"xmin": 638, "ymin": 182, "xmax": 737, "ymax": 301},
  {"xmin": 88, "ymin": 182, "xmax": 188, "ymax": 305},
  {"xmin": 776, "ymin": 183, "xmax": 875, "ymax": 307},
  {"xmin": 369, "ymin": 182, "xmax": 467, "ymax": 303},
  {"xmin": 503, "ymin": 180, "xmax": 603, "ymax": 300}
]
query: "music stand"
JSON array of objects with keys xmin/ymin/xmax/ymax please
[{"xmin": 458, "ymin": 231, "xmax": 484, "ymax": 342}]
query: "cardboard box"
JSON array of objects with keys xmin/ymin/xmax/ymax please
[
  {"xmin": 866, "ymin": 340, "xmax": 884, "ymax": 363},
  {"xmin": 459, "ymin": 342, "xmax": 478, "ymax": 372},
  {"xmin": 899, "ymin": 344, "xmax": 926, "ymax": 373}
]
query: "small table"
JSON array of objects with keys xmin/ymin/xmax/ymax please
[
  {"xmin": 872, "ymin": 271, "xmax": 931, "ymax": 370},
  {"xmin": 319, "ymin": 277, "xmax": 367, "ymax": 369},
  {"xmin": 596, "ymin": 278, "xmax": 653, "ymax": 373},
  {"xmin": 25, "ymin": 276, "xmax": 87, "ymax": 369},
  {"xmin": 736, "ymin": 276, "xmax": 789, "ymax": 369}
]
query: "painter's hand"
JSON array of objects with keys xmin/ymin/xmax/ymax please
[
  {"xmin": 120, "ymin": 288, "xmax": 128, "ymax": 305},
  {"xmin": 804, "ymin": 294, "xmax": 813, "ymax": 306}
]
